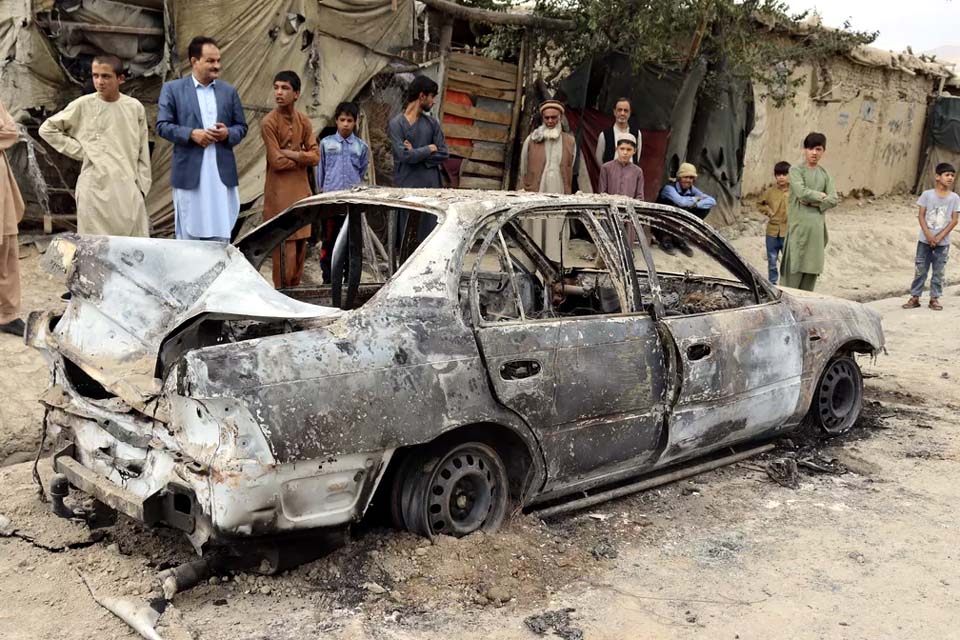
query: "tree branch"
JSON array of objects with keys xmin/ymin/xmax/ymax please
[{"xmin": 419, "ymin": 0, "xmax": 574, "ymax": 31}]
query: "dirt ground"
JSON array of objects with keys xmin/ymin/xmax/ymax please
[{"xmin": 1, "ymin": 194, "xmax": 959, "ymax": 639}]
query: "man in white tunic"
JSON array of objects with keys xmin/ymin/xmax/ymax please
[
  {"xmin": 518, "ymin": 99, "xmax": 592, "ymax": 258},
  {"xmin": 39, "ymin": 55, "xmax": 151, "ymax": 236},
  {"xmin": 156, "ymin": 36, "xmax": 247, "ymax": 242}
]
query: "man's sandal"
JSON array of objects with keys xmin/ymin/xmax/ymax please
[
  {"xmin": 929, "ymin": 298, "xmax": 943, "ymax": 311},
  {"xmin": 902, "ymin": 296, "xmax": 920, "ymax": 309}
]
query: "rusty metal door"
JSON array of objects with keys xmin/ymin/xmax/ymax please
[
  {"xmin": 474, "ymin": 322, "xmax": 562, "ymax": 431},
  {"xmin": 657, "ymin": 301, "xmax": 803, "ymax": 464},
  {"xmin": 539, "ymin": 314, "xmax": 668, "ymax": 487},
  {"xmin": 619, "ymin": 203, "xmax": 804, "ymax": 465}
]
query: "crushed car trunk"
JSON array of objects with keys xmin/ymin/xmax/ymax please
[{"xmin": 29, "ymin": 234, "xmax": 339, "ymax": 409}]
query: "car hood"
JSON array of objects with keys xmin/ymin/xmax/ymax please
[{"xmin": 30, "ymin": 235, "xmax": 338, "ymax": 409}]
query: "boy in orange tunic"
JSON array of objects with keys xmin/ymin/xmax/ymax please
[{"xmin": 261, "ymin": 70, "xmax": 320, "ymax": 287}]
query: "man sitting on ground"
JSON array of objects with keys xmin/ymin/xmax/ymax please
[{"xmin": 656, "ymin": 162, "xmax": 716, "ymax": 256}]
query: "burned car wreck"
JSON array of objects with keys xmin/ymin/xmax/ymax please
[{"xmin": 27, "ymin": 189, "xmax": 884, "ymax": 551}]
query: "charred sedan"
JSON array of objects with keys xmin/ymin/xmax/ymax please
[{"xmin": 28, "ymin": 189, "xmax": 883, "ymax": 551}]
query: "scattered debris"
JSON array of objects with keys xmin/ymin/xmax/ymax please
[
  {"xmin": 765, "ymin": 458, "xmax": 799, "ymax": 489},
  {"xmin": 905, "ymin": 449, "xmax": 950, "ymax": 461},
  {"xmin": 700, "ymin": 537, "xmax": 743, "ymax": 564},
  {"xmin": 797, "ymin": 454, "xmax": 847, "ymax": 475},
  {"xmin": 524, "ymin": 608, "xmax": 584, "ymax": 640},
  {"xmin": 363, "ymin": 581, "xmax": 387, "ymax": 595},
  {"xmin": 77, "ymin": 570, "xmax": 165, "ymax": 640},
  {"xmin": 591, "ymin": 538, "xmax": 618, "ymax": 560}
]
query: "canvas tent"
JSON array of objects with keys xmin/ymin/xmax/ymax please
[
  {"xmin": 0, "ymin": 0, "xmax": 416, "ymax": 234},
  {"xmin": 559, "ymin": 54, "xmax": 753, "ymax": 226},
  {"xmin": 916, "ymin": 96, "xmax": 960, "ymax": 194}
]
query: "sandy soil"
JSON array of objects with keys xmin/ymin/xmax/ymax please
[{"xmin": 1, "ymin": 194, "xmax": 958, "ymax": 639}]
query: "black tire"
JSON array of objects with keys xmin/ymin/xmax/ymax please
[
  {"xmin": 812, "ymin": 355, "xmax": 864, "ymax": 435},
  {"xmin": 393, "ymin": 441, "xmax": 509, "ymax": 539}
]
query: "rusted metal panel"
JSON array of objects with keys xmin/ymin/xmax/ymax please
[
  {"xmin": 54, "ymin": 444, "xmax": 158, "ymax": 524},
  {"xmin": 542, "ymin": 314, "xmax": 667, "ymax": 485},
  {"xmin": 659, "ymin": 299, "xmax": 804, "ymax": 463}
]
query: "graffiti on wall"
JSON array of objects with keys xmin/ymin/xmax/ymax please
[{"xmin": 880, "ymin": 141, "xmax": 910, "ymax": 166}]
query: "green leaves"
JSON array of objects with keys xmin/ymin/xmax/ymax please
[{"xmin": 478, "ymin": 0, "xmax": 876, "ymax": 106}]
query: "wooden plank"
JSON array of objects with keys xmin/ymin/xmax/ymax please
[
  {"xmin": 448, "ymin": 56, "xmax": 518, "ymax": 83},
  {"xmin": 442, "ymin": 101, "xmax": 512, "ymax": 126},
  {"xmin": 450, "ymin": 51, "xmax": 518, "ymax": 74},
  {"xmin": 448, "ymin": 61, "xmax": 517, "ymax": 84},
  {"xmin": 459, "ymin": 176, "xmax": 503, "ymax": 190},
  {"xmin": 462, "ymin": 159, "xmax": 504, "ymax": 178},
  {"xmin": 448, "ymin": 144, "xmax": 507, "ymax": 163},
  {"xmin": 448, "ymin": 80, "xmax": 516, "ymax": 102},
  {"xmin": 447, "ymin": 69, "xmax": 516, "ymax": 91},
  {"xmin": 441, "ymin": 123, "xmax": 509, "ymax": 143}
]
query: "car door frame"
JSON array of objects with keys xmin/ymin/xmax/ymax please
[
  {"xmin": 620, "ymin": 203, "xmax": 804, "ymax": 465},
  {"xmin": 466, "ymin": 203, "xmax": 672, "ymax": 493}
]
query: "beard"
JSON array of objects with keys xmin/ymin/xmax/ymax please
[{"xmin": 542, "ymin": 125, "xmax": 561, "ymax": 140}]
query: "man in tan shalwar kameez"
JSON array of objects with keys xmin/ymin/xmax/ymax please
[
  {"xmin": 0, "ymin": 98, "xmax": 25, "ymax": 336},
  {"xmin": 518, "ymin": 99, "xmax": 592, "ymax": 260},
  {"xmin": 39, "ymin": 55, "xmax": 151, "ymax": 236}
]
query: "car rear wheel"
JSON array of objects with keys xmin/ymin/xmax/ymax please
[
  {"xmin": 812, "ymin": 355, "xmax": 863, "ymax": 435},
  {"xmin": 392, "ymin": 441, "xmax": 509, "ymax": 539}
]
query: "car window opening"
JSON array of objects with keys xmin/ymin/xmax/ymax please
[
  {"xmin": 246, "ymin": 204, "xmax": 439, "ymax": 309},
  {"xmin": 623, "ymin": 207, "xmax": 776, "ymax": 315},
  {"xmin": 464, "ymin": 210, "xmax": 627, "ymax": 325},
  {"xmin": 465, "ymin": 207, "xmax": 772, "ymax": 324}
]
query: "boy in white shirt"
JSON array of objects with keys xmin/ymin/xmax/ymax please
[{"xmin": 902, "ymin": 163, "xmax": 959, "ymax": 311}]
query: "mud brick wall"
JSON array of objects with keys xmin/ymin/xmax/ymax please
[{"xmin": 743, "ymin": 57, "xmax": 935, "ymax": 197}]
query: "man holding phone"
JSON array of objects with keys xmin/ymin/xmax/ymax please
[{"xmin": 157, "ymin": 36, "xmax": 248, "ymax": 241}]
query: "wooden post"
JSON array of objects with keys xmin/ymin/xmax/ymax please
[
  {"xmin": 436, "ymin": 15, "xmax": 455, "ymax": 123},
  {"xmin": 503, "ymin": 32, "xmax": 527, "ymax": 190}
]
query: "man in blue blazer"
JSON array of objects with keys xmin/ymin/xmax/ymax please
[{"xmin": 156, "ymin": 36, "xmax": 248, "ymax": 242}]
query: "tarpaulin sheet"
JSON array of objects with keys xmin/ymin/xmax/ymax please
[
  {"xmin": 49, "ymin": 0, "xmax": 165, "ymax": 76},
  {"xmin": 0, "ymin": 0, "xmax": 71, "ymax": 119},
  {"xmin": 559, "ymin": 53, "xmax": 755, "ymax": 225},
  {"xmin": 560, "ymin": 56, "xmax": 689, "ymax": 132},
  {"xmin": 144, "ymin": 0, "xmax": 410, "ymax": 233},
  {"xmin": 917, "ymin": 146, "xmax": 960, "ymax": 194},
  {"xmin": 317, "ymin": 0, "xmax": 413, "ymax": 52},
  {"xmin": 929, "ymin": 96, "xmax": 960, "ymax": 153},
  {"xmin": 682, "ymin": 69, "xmax": 754, "ymax": 227}
]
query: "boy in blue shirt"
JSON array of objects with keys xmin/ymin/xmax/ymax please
[{"xmin": 317, "ymin": 101, "xmax": 369, "ymax": 282}]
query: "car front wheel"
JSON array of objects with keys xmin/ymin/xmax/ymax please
[
  {"xmin": 812, "ymin": 355, "xmax": 864, "ymax": 435},
  {"xmin": 393, "ymin": 441, "xmax": 509, "ymax": 539}
]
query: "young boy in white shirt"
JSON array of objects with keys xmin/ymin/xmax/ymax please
[{"xmin": 902, "ymin": 163, "xmax": 959, "ymax": 311}]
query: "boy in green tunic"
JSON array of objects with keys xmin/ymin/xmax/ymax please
[{"xmin": 779, "ymin": 132, "xmax": 838, "ymax": 291}]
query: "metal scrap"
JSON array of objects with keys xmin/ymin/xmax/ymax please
[
  {"xmin": 765, "ymin": 458, "xmax": 799, "ymax": 489},
  {"xmin": 524, "ymin": 608, "xmax": 584, "ymax": 640}
]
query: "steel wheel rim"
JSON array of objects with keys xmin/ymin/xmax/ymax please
[
  {"xmin": 427, "ymin": 449, "xmax": 498, "ymax": 536},
  {"xmin": 818, "ymin": 359, "xmax": 860, "ymax": 432}
]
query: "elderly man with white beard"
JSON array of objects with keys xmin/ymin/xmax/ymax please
[{"xmin": 518, "ymin": 99, "xmax": 592, "ymax": 258}]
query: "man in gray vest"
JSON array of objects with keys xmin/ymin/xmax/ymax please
[{"xmin": 595, "ymin": 97, "xmax": 641, "ymax": 167}]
